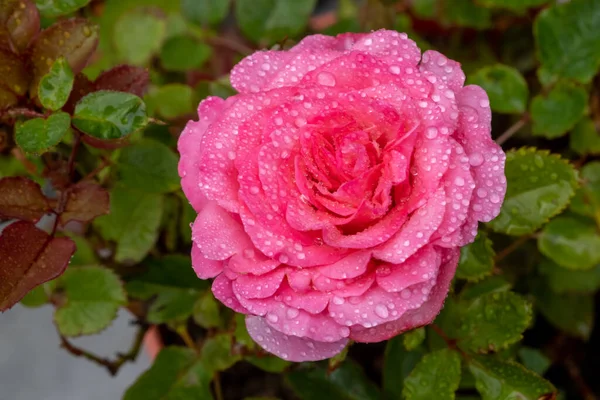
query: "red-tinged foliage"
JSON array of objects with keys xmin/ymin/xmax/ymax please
[
  {"xmin": 0, "ymin": 220, "xmax": 75, "ymax": 311},
  {"xmin": 29, "ymin": 18, "xmax": 99, "ymax": 97},
  {"xmin": 0, "ymin": 176, "xmax": 50, "ymax": 222},
  {"xmin": 0, "ymin": 47, "xmax": 30, "ymax": 109},
  {"xmin": 63, "ymin": 73, "xmax": 94, "ymax": 114},
  {"xmin": 0, "ymin": 0, "xmax": 40, "ymax": 53},
  {"xmin": 60, "ymin": 181, "xmax": 110, "ymax": 225},
  {"xmin": 81, "ymin": 134, "xmax": 130, "ymax": 149},
  {"xmin": 94, "ymin": 65, "xmax": 149, "ymax": 97}
]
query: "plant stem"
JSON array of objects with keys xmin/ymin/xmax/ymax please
[
  {"xmin": 176, "ymin": 325, "xmax": 197, "ymax": 351},
  {"xmin": 59, "ymin": 324, "xmax": 148, "ymax": 376},
  {"xmin": 496, "ymin": 114, "xmax": 529, "ymax": 146},
  {"xmin": 494, "ymin": 234, "xmax": 533, "ymax": 263},
  {"xmin": 214, "ymin": 371, "xmax": 224, "ymax": 400}
]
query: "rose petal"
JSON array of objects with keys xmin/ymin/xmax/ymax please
[
  {"xmin": 212, "ymin": 274, "xmax": 248, "ymax": 313},
  {"xmin": 246, "ymin": 315, "xmax": 348, "ymax": 361},
  {"xmin": 191, "ymin": 245, "xmax": 223, "ymax": 279},
  {"xmin": 375, "ymin": 246, "xmax": 440, "ymax": 293},
  {"xmin": 419, "ymin": 50, "xmax": 465, "ymax": 92},
  {"xmin": 232, "ymin": 268, "xmax": 287, "ymax": 299}
]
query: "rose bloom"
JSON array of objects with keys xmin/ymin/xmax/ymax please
[{"xmin": 178, "ymin": 30, "xmax": 506, "ymax": 361}]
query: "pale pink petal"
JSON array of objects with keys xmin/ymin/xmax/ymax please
[
  {"xmin": 280, "ymin": 285, "xmax": 330, "ymax": 314},
  {"xmin": 230, "ymin": 51, "xmax": 291, "ymax": 93},
  {"xmin": 178, "ymin": 97, "xmax": 226, "ymax": 211},
  {"xmin": 227, "ymin": 251, "xmax": 280, "ymax": 275},
  {"xmin": 212, "ymin": 274, "xmax": 248, "ymax": 314},
  {"xmin": 191, "ymin": 245, "xmax": 223, "ymax": 279},
  {"xmin": 246, "ymin": 315, "xmax": 348, "ymax": 361},
  {"xmin": 263, "ymin": 306, "xmax": 349, "ymax": 342},
  {"xmin": 456, "ymin": 85, "xmax": 506, "ymax": 223},
  {"xmin": 313, "ymin": 273, "xmax": 376, "ymax": 298},
  {"xmin": 191, "ymin": 202, "xmax": 252, "ymax": 260},
  {"xmin": 232, "ymin": 268, "xmax": 287, "ymax": 299},
  {"xmin": 350, "ymin": 248, "xmax": 459, "ymax": 342},
  {"xmin": 375, "ymin": 246, "xmax": 440, "ymax": 293},
  {"xmin": 317, "ymin": 251, "xmax": 372, "ymax": 280}
]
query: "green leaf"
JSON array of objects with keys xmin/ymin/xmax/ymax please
[
  {"xmin": 518, "ymin": 347, "xmax": 551, "ymax": 376},
  {"xmin": 182, "ymin": 0, "xmax": 231, "ymax": 26},
  {"xmin": 145, "ymin": 84, "xmax": 194, "ymax": 119},
  {"xmin": 117, "ymin": 139, "xmax": 180, "ymax": 194},
  {"xmin": 94, "ymin": 186, "xmax": 163, "ymax": 264},
  {"xmin": 201, "ymin": 334, "xmax": 241, "ymax": 374},
  {"xmin": 538, "ymin": 215, "xmax": 600, "ymax": 270},
  {"xmin": 193, "ymin": 291, "xmax": 224, "ymax": 329},
  {"xmin": 113, "ymin": 7, "xmax": 166, "ymax": 66},
  {"xmin": 457, "ymin": 232, "xmax": 495, "ymax": 281},
  {"xmin": 54, "ymin": 266, "xmax": 126, "ymax": 336},
  {"xmin": 535, "ymin": 0, "xmax": 600, "ymax": 84},
  {"xmin": 570, "ymin": 117, "xmax": 600, "ymax": 155},
  {"xmin": 571, "ymin": 161, "xmax": 600, "ymax": 218},
  {"xmin": 234, "ymin": 313, "xmax": 255, "ymax": 349},
  {"xmin": 457, "ymin": 291, "xmax": 532, "ymax": 353},
  {"xmin": 34, "ymin": 0, "xmax": 91, "ymax": 18},
  {"xmin": 383, "ymin": 336, "xmax": 426, "ymax": 399},
  {"xmin": 469, "ymin": 356, "xmax": 556, "ymax": 400},
  {"xmin": 69, "ymin": 235, "xmax": 98, "ymax": 266},
  {"xmin": 160, "ymin": 36, "xmax": 212, "ymax": 71},
  {"xmin": 488, "ymin": 148, "xmax": 578, "ymax": 235},
  {"xmin": 126, "ymin": 255, "xmax": 207, "ymax": 298},
  {"xmin": 539, "ymin": 258, "xmax": 600, "ymax": 294},
  {"xmin": 147, "ymin": 288, "xmax": 198, "ymax": 324},
  {"xmin": 247, "ymin": 355, "xmax": 291, "ymax": 373},
  {"xmin": 20, "ymin": 285, "xmax": 49, "ymax": 308},
  {"xmin": 475, "ymin": 0, "xmax": 547, "ymax": 12},
  {"xmin": 468, "ymin": 65, "xmax": 528, "ymax": 114},
  {"xmin": 403, "ymin": 328, "xmax": 426, "ymax": 351},
  {"xmin": 459, "ymin": 276, "xmax": 512, "ymax": 302},
  {"xmin": 445, "ymin": 0, "xmax": 491, "ymax": 29},
  {"xmin": 530, "ymin": 81, "xmax": 587, "ymax": 138},
  {"xmin": 403, "ymin": 349, "xmax": 461, "ymax": 400},
  {"xmin": 534, "ymin": 284, "xmax": 594, "ymax": 339},
  {"xmin": 73, "ymin": 91, "xmax": 148, "ymax": 140},
  {"xmin": 287, "ymin": 362, "xmax": 380, "ymax": 400},
  {"xmin": 235, "ymin": 0, "xmax": 316, "ymax": 43},
  {"xmin": 38, "ymin": 58, "xmax": 74, "ymax": 111},
  {"xmin": 15, "ymin": 112, "xmax": 71, "ymax": 153},
  {"xmin": 123, "ymin": 347, "xmax": 213, "ymax": 400}
]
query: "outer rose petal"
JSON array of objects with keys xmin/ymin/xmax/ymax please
[
  {"xmin": 419, "ymin": 50, "xmax": 466, "ymax": 92},
  {"xmin": 245, "ymin": 315, "xmax": 349, "ymax": 362},
  {"xmin": 350, "ymin": 248, "xmax": 459, "ymax": 342},
  {"xmin": 178, "ymin": 97, "xmax": 226, "ymax": 211},
  {"xmin": 191, "ymin": 245, "xmax": 223, "ymax": 279},
  {"xmin": 212, "ymin": 274, "xmax": 248, "ymax": 314}
]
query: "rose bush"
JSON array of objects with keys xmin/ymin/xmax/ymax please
[{"xmin": 178, "ymin": 29, "xmax": 506, "ymax": 361}]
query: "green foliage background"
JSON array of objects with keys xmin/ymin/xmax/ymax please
[{"xmin": 1, "ymin": 0, "xmax": 600, "ymax": 399}]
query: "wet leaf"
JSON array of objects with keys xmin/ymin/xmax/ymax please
[
  {"xmin": 30, "ymin": 18, "xmax": 98, "ymax": 97},
  {"xmin": 0, "ymin": 176, "xmax": 50, "ymax": 222},
  {"xmin": 569, "ymin": 117, "xmax": 600, "ymax": 156},
  {"xmin": 530, "ymin": 81, "xmax": 587, "ymax": 139},
  {"xmin": 60, "ymin": 182, "xmax": 110, "ymax": 225},
  {"xmin": 38, "ymin": 57, "xmax": 74, "ymax": 111},
  {"xmin": 0, "ymin": 221, "xmax": 75, "ymax": 311},
  {"xmin": 488, "ymin": 148, "xmax": 578, "ymax": 235},
  {"xmin": 469, "ymin": 355, "xmax": 556, "ymax": 400},
  {"xmin": 182, "ymin": 0, "xmax": 231, "ymax": 26},
  {"xmin": 403, "ymin": 328, "xmax": 426, "ymax": 351},
  {"xmin": 113, "ymin": 7, "xmax": 166, "ymax": 66},
  {"xmin": 403, "ymin": 349, "xmax": 461, "ymax": 400},
  {"xmin": 15, "ymin": 112, "xmax": 71, "ymax": 153},
  {"xmin": 468, "ymin": 65, "xmax": 528, "ymax": 114},
  {"xmin": 0, "ymin": 47, "xmax": 30, "ymax": 109},
  {"xmin": 34, "ymin": 0, "xmax": 90, "ymax": 18},
  {"xmin": 0, "ymin": 0, "xmax": 40, "ymax": 52},
  {"xmin": 72, "ymin": 90, "xmax": 148, "ymax": 139},
  {"xmin": 383, "ymin": 336, "xmax": 426, "ymax": 399},
  {"xmin": 93, "ymin": 65, "xmax": 149, "ymax": 97},
  {"xmin": 457, "ymin": 232, "xmax": 495, "ymax": 281},
  {"xmin": 54, "ymin": 265, "xmax": 126, "ymax": 336},
  {"xmin": 159, "ymin": 35, "xmax": 212, "ymax": 71}
]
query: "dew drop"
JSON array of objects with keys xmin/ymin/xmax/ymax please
[
  {"xmin": 317, "ymin": 71, "xmax": 336, "ymax": 87},
  {"xmin": 375, "ymin": 304, "xmax": 389, "ymax": 319}
]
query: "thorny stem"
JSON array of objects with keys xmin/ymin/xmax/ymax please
[
  {"xmin": 176, "ymin": 325, "xmax": 197, "ymax": 352},
  {"xmin": 431, "ymin": 324, "xmax": 468, "ymax": 358},
  {"xmin": 82, "ymin": 156, "xmax": 112, "ymax": 182},
  {"xmin": 207, "ymin": 36, "xmax": 253, "ymax": 56},
  {"xmin": 0, "ymin": 107, "xmax": 45, "ymax": 120},
  {"xmin": 59, "ymin": 324, "xmax": 149, "ymax": 376},
  {"xmin": 564, "ymin": 357, "xmax": 597, "ymax": 400},
  {"xmin": 496, "ymin": 114, "xmax": 529, "ymax": 146}
]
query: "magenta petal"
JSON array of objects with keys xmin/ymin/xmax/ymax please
[
  {"xmin": 350, "ymin": 248, "xmax": 459, "ymax": 342},
  {"xmin": 230, "ymin": 51, "xmax": 290, "ymax": 93},
  {"xmin": 376, "ymin": 246, "xmax": 440, "ymax": 293},
  {"xmin": 318, "ymin": 251, "xmax": 372, "ymax": 280},
  {"xmin": 191, "ymin": 202, "xmax": 252, "ymax": 260},
  {"xmin": 419, "ymin": 50, "xmax": 465, "ymax": 92},
  {"xmin": 245, "ymin": 315, "xmax": 349, "ymax": 361},
  {"xmin": 232, "ymin": 268, "xmax": 287, "ymax": 299},
  {"xmin": 191, "ymin": 245, "xmax": 223, "ymax": 279},
  {"xmin": 212, "ymin": 274, "xmax": 249, "ymax": 314}
]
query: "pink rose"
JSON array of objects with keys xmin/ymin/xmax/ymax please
[{"xmin": 178, "ymin": 30, "xmax": 506, "ymax": 361}]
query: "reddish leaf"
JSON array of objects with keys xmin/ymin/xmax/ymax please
[
  {"xmin": 0, "ymin": 221, "xmax": 75, "ymax": 311},
  {"xmin": 0, "ymin": 177, "xmax": 50, "ymax": 222},
  {"xmin": 29, "ymin": 18, "xmax": 98, "ymax": 97},
  {"xmin": 81, "ymin": 134, "xmax": 130, "ymax": 149},
  {"xmin": 0, "ymin": 0, "xmax": 40, "ymax": 53},
  {"xmin": 94, "ymin": 65, "xmax": 149, "ymax": 97},
  {"xmin": 0, "ymin": 47, "xmax": 30, "ymax": 109},
  {"xmin": 60, "ymin": 182, "xmax": 109, "ymax": 225},
  {"xmin": 63, "ymin": 73, "xmax": 94, "ymax": 114}
]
